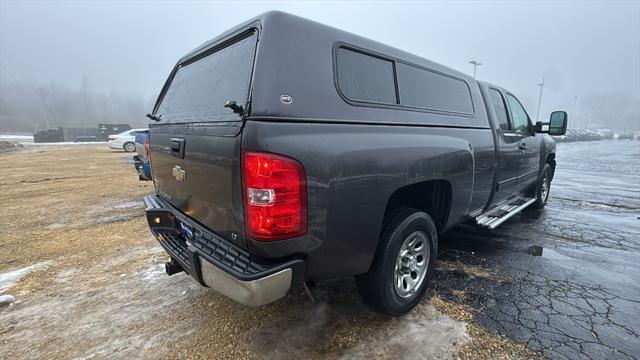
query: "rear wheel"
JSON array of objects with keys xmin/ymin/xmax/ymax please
[
  {"xmin": 531, "ymin": 164, "xmax": 551, "ymax": 209},
  {"xmin": 356, "ymin": 207, "xmax": 437, "ymax": 316},
  {"xmin": 123, "ymin": 142, "xmax": 136, "ymax": 152}
]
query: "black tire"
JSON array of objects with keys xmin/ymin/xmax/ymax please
[
  {"xmin": 356, "ymin": 207, "xmax": 438, "ymax": 316},
  {"xmin": 531, "ymin": 164, "xmax": 552, "ymax": 209},
  {"xmin": 123, "ymin": 142, "xmax": 136, "ymax": 152}
]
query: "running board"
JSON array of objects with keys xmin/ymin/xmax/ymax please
[{"xmin": 475, "ymin": 197, "xmax": 536, "ymax": 229}]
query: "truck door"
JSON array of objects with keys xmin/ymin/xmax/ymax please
[
  {"xmin": 488, "ymin": 88, "xmax": 520, "ymax": 204},
  {"xmin": 505, "ymin": 93, "xmax": 541, "ymax": 194}
]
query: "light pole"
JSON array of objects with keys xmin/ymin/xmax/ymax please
[
  {"xmin": 38, "ymin": 87, "xmax": 50, "ymax": 129},
  {"xmin": 535, "ymin": 77, "xmax": 545, "ymax": 122},
  {"xmin": 469, "ymin": 61, "xmax": 482, "ymax": 79}
]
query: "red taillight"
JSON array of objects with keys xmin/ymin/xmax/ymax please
[
  {"xmin": 145, "ymin": 139, "xmax": 154, "ymax": 179},
  {"xmin": 108, "ymin": 135, "xmax": 117, "ymax": 140},
  {"xmin": 242, "ymin": 151, "xmax": 307, "ymax": 241}
]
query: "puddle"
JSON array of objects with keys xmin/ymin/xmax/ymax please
[{"xmin": 0, "ymin": 261, "xmax": 52, "ymax": 294}]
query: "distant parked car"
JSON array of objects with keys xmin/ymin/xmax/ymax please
[
  {"xmin": 132, "ymin": 129, "xmax": 151, "ymax": 180},
  {"xmin": 563, "ymin": 129, "xmax": 579, "ymax": 142},
  {"xmin": 618, "ymin": 133, "xmax": 634, "ymax": 140},
  {"xmin": 584, "ymin": 130, "xmax": 602, "ymax": 141},
  {"xmin": 597, "ymin": 129, "xmax": 614, "ymax": 139},
  {"xmin": 33, "ymin": 128, "xmax": 64, "ymax": 143},
  {"xmin": 73, "ymin": 136, "xmax": 98, "ymax": 143},
  {"xmin": 574, "ymin": 129, "xmax": 588, "ymax": 141},
  {"xmin": 108, "ymin": 128, "xmax": 147, "ymax": 152},
  {"xmin": 98, "ymin": 123, "xmax": 132, "ymax": 141}
]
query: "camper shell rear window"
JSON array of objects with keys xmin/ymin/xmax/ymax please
[{"xmin": 155, "ymin": 31, "xmax": 257, "ymax": 122}]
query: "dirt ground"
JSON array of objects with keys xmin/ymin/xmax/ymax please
[{"xmin": 0, "ymin": 144, "xmax": 538, "ymax": 359}]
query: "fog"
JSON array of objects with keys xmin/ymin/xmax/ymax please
[{"xmin": 1, "ymin": 1, "xmax": 639, "ymax": 132}]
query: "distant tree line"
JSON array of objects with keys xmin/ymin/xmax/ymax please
[{"xmin": 0, "ymin": 80, "xmax": 156, "ymax": 133}]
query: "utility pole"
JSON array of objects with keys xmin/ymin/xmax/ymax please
[
  {"xmin": 38, "ymin": 87, "xmax": 50, "ymax": 129},
  {"xmin": 535, "ymin": 77, "xmax": 545, "ymax": 122},
  {"xmin": 469, "ymin": 60, "xmax": 482, "ymax": 79}
]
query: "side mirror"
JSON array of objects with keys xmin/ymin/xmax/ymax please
[
  {"xmin": 535, "ymin": 111, "xmax": 568, "ymax": 136},
  {"xmin": 548, "ymin": 111, "xmax": 568, "ymax": 136}
]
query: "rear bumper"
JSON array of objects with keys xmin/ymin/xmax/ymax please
[{"xmin": 143, "ymin": 194, "xmax": 304, "ymax": 306}]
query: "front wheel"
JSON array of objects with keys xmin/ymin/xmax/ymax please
[
  {"xmin": 356, "ymin": 207, "xmax": 437, "ymax": 316},
  {"xmin": 123, "ymin": 142, "xmax": 136, "ymax": 152},
  {"xmin": 531, "ymin": 164, "xmax": 552, "ymax": 209}
]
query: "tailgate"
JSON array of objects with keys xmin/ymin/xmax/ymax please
[
  {"xmin": 150, "ymin": 124, "xmax": 245, "ymax": 248},
  {"xmin": 148, "ymin": 30, "xmax": 257, "ymax": 249}
]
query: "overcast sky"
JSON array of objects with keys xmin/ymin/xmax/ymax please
[{"xmin": 1, "ymin": 0, "xmax": 639, "ymax": 120}]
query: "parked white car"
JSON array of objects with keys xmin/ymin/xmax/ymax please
[{"xmin": 108, "ymin": 129, "xmax": 148, "ymax": 152}]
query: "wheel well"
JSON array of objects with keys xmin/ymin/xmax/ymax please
[
  {"xmin": 383, "ymin": 180, "xmax": 452, "ymax": 233},
  {"xmin": 546, "ymin": 153, "xmax": 556, "ymax": 180}
]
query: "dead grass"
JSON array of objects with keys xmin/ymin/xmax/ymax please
[
  {"xmin": 437, "ymin": 259, "xmax": 494, "ymax": 279},
  {"xmin": 0, "ymin": 145, "xmax": 152, "ymax": 273}
]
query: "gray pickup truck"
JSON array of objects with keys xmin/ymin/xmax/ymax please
[{"xmin": 143, "ymin": 11, "xmax": 567, "ymax": 315}]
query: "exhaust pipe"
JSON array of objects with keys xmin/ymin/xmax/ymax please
[{"xmin": 165, "ymin": 260, "xmax": 184, "ymax": 276}]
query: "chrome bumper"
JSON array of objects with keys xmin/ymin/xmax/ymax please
[{"xmin": 200, "ymin": 261, "xmax": 292, "ymax": 306}]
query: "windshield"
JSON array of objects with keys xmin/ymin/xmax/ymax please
[{"xmin": 156, "ymin": 32, "xmax": 257, "ymax": 122}]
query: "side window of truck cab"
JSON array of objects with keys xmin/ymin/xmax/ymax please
[
  {"xmin": 489, "ymin": 89, "xmax": 511, "ymax": 131},
  {"xmin": 505, "ymin": 94, "xmax": 531, "ymax": 134}
]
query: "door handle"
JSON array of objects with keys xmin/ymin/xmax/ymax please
[
  {"xmin": 518, "ymin": 142, "xmax": 527, "ymax": 150},
  {"xmin": 170, "ymin": 138, "xmax": 185, "ymax": 158}
]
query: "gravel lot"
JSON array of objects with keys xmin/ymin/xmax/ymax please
[{"xmin": 1, "ymin": 140, "xmax": 638, "ymax": 359}]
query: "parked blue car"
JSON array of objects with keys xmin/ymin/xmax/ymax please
[{"xmin": 132, "ymin": 129, "xmax": 151, "ymax": 181}]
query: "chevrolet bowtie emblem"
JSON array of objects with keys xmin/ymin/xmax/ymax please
[{"xmin": 172, "ymin": 165, "xmax": 186, "ymax": 182}]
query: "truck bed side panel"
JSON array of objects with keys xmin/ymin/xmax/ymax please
[{"xmin": 242, "ymin": 120, "xmax": 494, "ymax": 279}]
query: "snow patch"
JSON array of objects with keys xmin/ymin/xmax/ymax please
[
  {"xmin": 0, "ymin": 134, "xmax": 33, "ymax": 141},
  {"xmin": 114, "ymin": 201, "xmax": 144, "ymax": 209},
  {"xmin": 0, "ymin": 247, "xmax": 200, "ymax": 359},
  {"xmin": 0, "ymin": 294, "xmax": 16, "ymax": 308},
  {"xmin": 0, "ymin": 261, "xmax": 52, "ymax": 294},
  {"xmin": 142, "ymin": 264, "xmax": 166, "ymax": 284}
]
